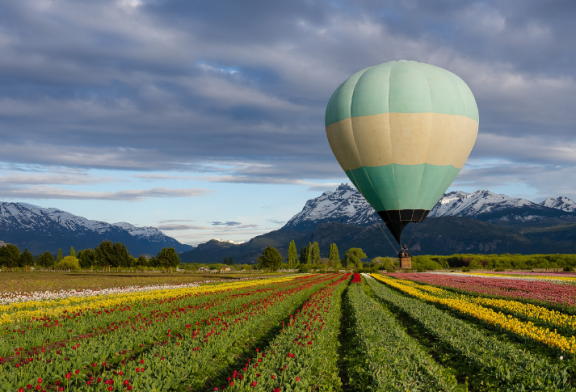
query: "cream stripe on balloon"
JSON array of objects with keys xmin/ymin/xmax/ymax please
[{"xmin": 326, "ymin": 112, "xmax": 478, "ymax": 171}]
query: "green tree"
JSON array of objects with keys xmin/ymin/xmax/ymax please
[
  {"xmin": 299, "ymin": 245, "xmax": 309, "ymax": 265},
  {"xmin": 223, "ymin": 257, "xmax": 229, "ymax": 265},
  {"xmin": 78, "ymin": 249, "xmax": 96, "ymax": 269},
  {"xmin": 37, "ymin": 251, "xmax": 55, "ymax": 269},
  {"xmin": 94, "ymin": 241, "xmax": 132, "ymax": 269},
  {"xmin": 372, "ymin": 256, "xmax": 394, "ymax": 270},
  {"xmin": 0, "ymin": 244, "xmax": 21, "ymax": 270},
  {"xmin": 344, "ymin": 248, "xmax": 367, "ymax": 269},
  {"xmin": 95, "ymin": 241, "xmax": 131, "ymax": 270},
  {"xmin": 57, "ymin": 249, "xmax": 63, "ymax": 262},
  {"xmin": 229, "ymin": 256, "xmax": 234, "ymax": 265},
  {"xmin": 287, "ymin": 240, "xmax": 298, "ymax": 269},
  {"xmin": 307, "ymin": 242, "xmax": 312, "ymax": 264},
  {"xmin": 20, "ymin": 248, "xmax": 35, "ymax": 270},
  {"xmin": 328, "ymin": 243, "xmax": 340, "ymax": 266},
  {"xmin": 157, "ymin": 247, "xmax": 180, "ymax": 272},
  {"xmin": 70, "ymin": 246, "xmax": 76, "ymax": 258},
  {"xmin": 137, "ymin": 255, "xmax": 148, "ymax": 267},
  {"xmin": 257, "ymin": 246, "xmax": 283, "ymax": 271},
  {"xmin": 311, "ymin": 242, "xmax": 321, "ymax": 265},
  {"xmin": 55, "ymin": 256, "xmax": 80, "ymax": 270}
]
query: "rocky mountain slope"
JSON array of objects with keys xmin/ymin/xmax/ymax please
[{"xmin": 0, "ymin": 202, "xmax": 193, "ymax": 255}]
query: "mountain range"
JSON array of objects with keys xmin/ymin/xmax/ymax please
[
  {"xmin": 3, "ymin": 184, "xmax": 576, "ymax": 260},
  {"xmin": 0, "ymin": 202, "xmax": 193, "ymax": 255},
  {"xmin": 181, "ymin": 184, "xmax": 576, "ymax": 262}
]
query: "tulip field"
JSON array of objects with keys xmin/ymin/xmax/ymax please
[{"xmin": 1, "ymin": 272, "xmax": 576, "ymax": 391}]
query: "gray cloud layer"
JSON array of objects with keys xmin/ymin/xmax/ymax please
[
  {"xmin": 0, "ymin": 186, "xmax": 212, "ymax": 201},
  {"xmin": 0, "ymin": 1, "xmax": 574, "ymax": 196}
]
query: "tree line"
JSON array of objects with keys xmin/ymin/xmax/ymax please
[
  {"xmin": 411, "ymin": 253, "xmax": 576, "ymax": 271},
  {"xmin": 0, "ymin": 241, "xmax": 181, "ymax": 271},
  {"xmin": 255, "ymin": 241, "xmax": 576, "ymax": 272},
  {"xmin": 256, "ymin": 240, "xmax": 374, "ymax": 272}
]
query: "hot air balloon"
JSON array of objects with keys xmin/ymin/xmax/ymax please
[{"xmin": 325, "ymin": 60, "xmax": 479, "ymax": 245}]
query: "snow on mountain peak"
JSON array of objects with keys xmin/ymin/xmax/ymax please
[
  {"xmin": 112, "ymin": 222, "xmax": 164, "ymax": 239},
  {"xmin": 0, "ymin": 201, "xmax": 168, "ymax": 240},
  {"xmin": 540, "ymin": 196, "xmax": 576, "ymax": 212},
  {"xmin": 428, "ymin": 190, "xmax": 538, "ymax": 218},
  {"xmin": 282, "ymin": 185, "xmax": 575, "ymax": 232}
]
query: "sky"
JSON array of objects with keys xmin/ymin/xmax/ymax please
[{"xmin": 0, "ymin": 0, "xmax": 575, "ymax": 245}]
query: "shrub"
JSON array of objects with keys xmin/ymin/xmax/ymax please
[
  {"xmin": 461, "ymin": 267, "xmax": 471, "ymax": 272},
  {"xmin": 54, "ymin": 256, "xmax": 80, "ymax": 270},
  {"xmin": 563, "ymin": 266, "xmax": 574, "ymax": 272},
  {"xmin": 494, "ymin": 268, "xmax": 505, "ymax": 272}
]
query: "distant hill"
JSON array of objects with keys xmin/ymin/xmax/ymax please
[
  {"xmin": 181, "ymin": 185, "xmax": 576, "ymax": 263},
  {"xmin": 181, "ymin": 218, "xmax": 576, "ymax": 263},
  {"xmin": 0, "ymin": 202, "xmax": 193, "ymax": 256}
]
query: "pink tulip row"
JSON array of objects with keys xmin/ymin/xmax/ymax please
[{"xmin": 386, "ymin": 273, "xmax": 576, "ymax": 308}]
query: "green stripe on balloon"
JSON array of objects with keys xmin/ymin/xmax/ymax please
[{"xmin": 346, "ymin": 164, "xmax": 461, "ymax": 211}]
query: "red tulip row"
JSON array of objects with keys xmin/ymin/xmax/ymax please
[
  {"xmin": 0, "ymin": 274, "xmax": 341, "ymax": 391},
  {"xmin": 84, "ymin": 274, "xmax": 343, "ymax": 392},
  {"xmin": 387, "ymin": 273, "xmax": 576, "ymax": 308},
  {"xmin": 351, "ymin": 273, "xmax": 361, "ymax": 283},
  {"xmin": 220, "ymin": 273, "xmax": 351, "ymax": 391},
  {"xmin": 1, "ymin": 282, "xmax": 283, "ymax": 356}
]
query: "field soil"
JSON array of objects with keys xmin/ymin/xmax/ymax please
[{"xmin": 0, "ymin": 271, "xmax": 277, "ymax": 293}]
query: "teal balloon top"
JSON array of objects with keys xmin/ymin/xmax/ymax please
[{"xmin": 325, "ymin": 60, "xmax": 479, "ymax": 243}]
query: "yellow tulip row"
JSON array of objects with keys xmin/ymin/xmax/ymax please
[
  {"xmin": 0, "ymin": 276, "xmax": 298, "ymax": 325},
  {"xmin": 398, "ymin": 277, "xmax": 576, "ymax": 332},
  {"xmin": 371, "ymin": 274, "xmax": 576, "ymax": 355},
  {"xmin": 467, "ymin": 272, "xmax": 576, "ymax": 282}
]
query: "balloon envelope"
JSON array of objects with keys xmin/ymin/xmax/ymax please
[{"xmin": 325, "ymin": 60, "xmax": 479, "ymax": 243}]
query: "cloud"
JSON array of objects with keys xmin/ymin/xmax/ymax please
[
  {"xmin": 131, "ymin": 174, "xmax": 193, "ymax": 181},
  {"xmin": 0, "ymin": 0, "xmax": 574, "ymax": 199},
  {"xmin": 156, "ymin": 219, "xmax": 195, "ymax": 223},
  {"xmin": 267, "ymin": 219, "xmax": 285, "ymax": 225},
  {"xmin": 0, "ymin": 173, "xmax": 117, "ymax": 186},
  {"xmin": 0, "ymin": 186, "xmax": 213, "ymax": 201},
  {"xmin": 211, "ymin": 221, "xmax": 241, "ymax": 226},
  {"xmin": 157, "ymin": 224, "xmax": 211, "ymax": 230}
]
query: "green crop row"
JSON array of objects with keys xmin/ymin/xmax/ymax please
[
  {"xmin": 347, "ymin": 281, "xmax": 462, "ymax": 391},
  {"xmin": 366, "ymin": 275, "xmax": 572, "ymax": 391}
]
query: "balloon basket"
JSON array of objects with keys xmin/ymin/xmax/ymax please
[{"xmin": 399, "ymin": 256, "xmax": 412, "ymax": 269}]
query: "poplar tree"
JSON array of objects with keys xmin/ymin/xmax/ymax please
[
  {"xmin": 299, "ymin": 245, "xmax": 309, "ymax": 265},
  {"xmin": 329, "ymin": 243, "xmax": 341, "ymax": 267},
  {"xmin": 287, "ymin": 240, "xmax": 298, "ymax": 269},
  {"xmin": 306, "ymin": 242, "xmax": 312, "ymax": 264},
  {"xmin": 57, "ymin": 249, "xmax": 63, "ymax": 262},
  {"xmin": 70, "ymin": 246, "xmax": 76, "ymax": 258},
  {"xmin": 311, "ymin": 242, "xmax": 320, "ymax": 265}
]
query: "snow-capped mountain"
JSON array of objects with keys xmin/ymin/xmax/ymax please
[
  {"xmin": 427, "ymin": 190, "xmax": 555, "ymax": 221},
  {"xmin": 112, "ymin": 222, "xmax": 169, "ymax": 242},
  {"xmin": 0, "ymin": 202, "xmax": 193, "ymax": 255},
  {"xmin": 282, "ymin": 184, "xmax": 377, "ymax": 232},
  {"xmin": 540, "ymin": 196, "xmax": 576, "ymax": 213},
  {"xmin": 282, "ymin": 185, "xmax": 575, "ymax": 232}
]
